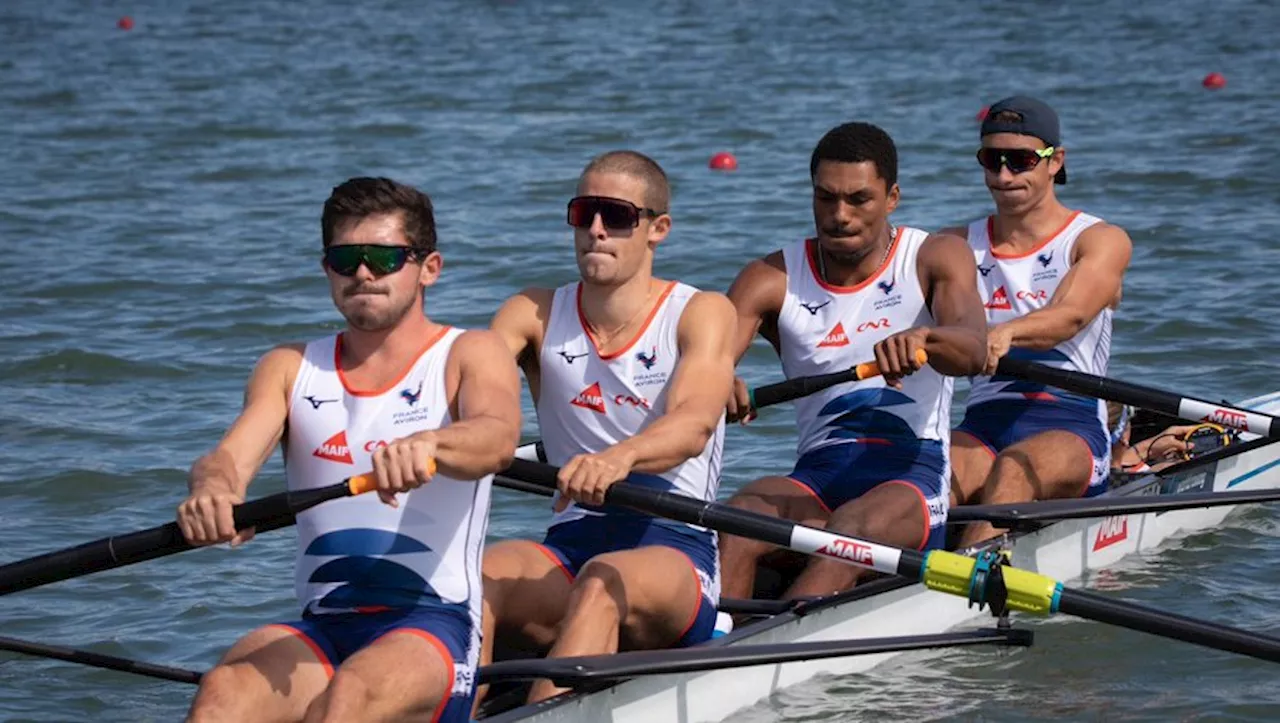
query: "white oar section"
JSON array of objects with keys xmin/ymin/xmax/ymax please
[{"xmin": 788, "ymin": 524, "xmax": 902, "ymax": 575}]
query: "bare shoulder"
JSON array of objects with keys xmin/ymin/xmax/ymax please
[
  {"xmin": 450, "ymin": 327, "xmax": 518, "ymax": 364},
  {"xmin": 1075, "ymin": 222, "xmax": 1134, "ymax": 264},
  {"xmin": 684, "ymin": 289, "xmax": 737, "ymax": 319},
  {"xmin": 494, "ymin": 286, "xmax": 555, "ymax": 320},
  {"xmin": 936, "ymin": 224, "xmax": 971, "ymax": 240},
  {"xmin": 727, "ymin": 251, "xmax": 787, "ymax": 307},
  {"xmin": 919, "ymin": 230, "xmax": 978, "ymax": 272},
  {"xmin": 254, "ymin": 342, "xmax": 305, "ymax": 378}
]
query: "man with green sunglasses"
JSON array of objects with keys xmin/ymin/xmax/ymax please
[
  {"xmin": 178, "ymin": 177, "xmax": 522, "ymax": 723},
  {"xmin": 947, "ymin": 96, "xmax": 1135, "ymax": 547}
]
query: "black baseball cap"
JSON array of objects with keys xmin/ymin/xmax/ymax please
[{"xmin": 980, "ymin": 95, "xmax": 1066, "ymax": 184}]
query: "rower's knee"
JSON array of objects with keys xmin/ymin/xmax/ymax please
[
  {"xmin": 304, "ymin": 669, "xmax": 372, "ymax": 723},
  {"xmin": 186, "ymin": 665, "xmax": 251, "ymax": 723},
  {"xmin": 568, "ymin": 561, "xmax": 627, "ymax": 623}
]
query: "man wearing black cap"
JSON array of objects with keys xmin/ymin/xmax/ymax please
[{"xmin": 947, "ymin": 96, "xmax": 1134, "ymax": 547}]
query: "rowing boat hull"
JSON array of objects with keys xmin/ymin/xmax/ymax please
[{"xmin": 484, "ymin": 391, "xmax": 1280, "ymax": 722}]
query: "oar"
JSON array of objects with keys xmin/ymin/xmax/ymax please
[
  {"xmin": 749, "ymin": 348, "xmax": 929, "ymax": 409},
  {"xmin": 0, "ymin": 634, "xmax": 202, "ymax": 685},
  {"xmin": 995, "ymin": 358, "xmax": 1280, "ymax": 437},
  {"xmin": 0, "ymin": 470, "xmax": 391, "ymax": 597},
  {"xmin": 498, "ymin": 458, "xmax": 1280, "ymax": 665},
  {"xmin": 949, "ymin": 487, "xmax": 1280, "ymax": 528}
]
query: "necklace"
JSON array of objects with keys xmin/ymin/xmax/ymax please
[
  {"xmin": 585, "ymin": 282, "xmax": 656, "ymax": 350},
  {"xmin": 816, "ymin": 225, "xmax": 895, "ymax": 286}
]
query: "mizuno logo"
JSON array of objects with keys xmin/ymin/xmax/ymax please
[
  {"xmin": 558, "ymin": 350, "xmax": 589, "ymax": 364},
  {"xmin": 400, "ymin": 380, "xmax": 423, "ymax": 407},
  {"xmin": 635, "ymin": 346, "xmax": 658, "ymax": 370},
  {"xmin": 800, "ymin": 300, "xmax": 831, "ymax": 315},
  {"xmin": 304, "ymin": 395, "xmax": 339, "ymax": 410},
  {"xmin": 817, "ymin": 322, "xmax": 850, "ymax": 348},
  {"xmin": 978, "ymin": 264, "xmax": 995, "ymax": 277},
  {"xmin": 1037, "ymin": 250, "xmax": 1054, "ymax": 268},
  {"xmin": 313, "ymin": 431, "xmax": 354, "ymax": 465}
]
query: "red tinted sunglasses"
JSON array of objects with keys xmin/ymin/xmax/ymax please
[
  {"xmin": 976, "ymin": 146, "xmax": 1055, "ymax": 174},
  {"xmin": 567, "ymin": 196, "xmax": 665, "ymax": 230}
]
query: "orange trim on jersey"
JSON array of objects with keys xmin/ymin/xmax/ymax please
[
  {"xmin": 784, "ymin": 476, "xmax": 832, "ymax": 514},
  {"xmin": 987, "ymin": 211, "xmax": 1081, "ymax": 260},
  {"xmin": 335, "ymin": 325, "xmax": 452, "ymax": 397},
  {"xmin": 880, "ymin": 480, "xmax": 932, "ymax": 551},
  {"xmin": 532, "ymin": 542, "xmax": 576, "ymax": 584},
  {"xmin": 267, "ymin": 624, "xmax": 335, "ymax": 679},
  {"xmin": 804, "ymin": 227, "xmax": 904, "ymax": 294},
  {"xmin": 576, "ymin": 280, "xmax": 678, "ymax": 361},
  {"xmin": 381, "ymin": 629, "xmax": 456, "ymax": 723}
]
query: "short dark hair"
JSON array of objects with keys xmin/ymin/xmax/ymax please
[
  {"xmin": 580, "ymin": 150, "xmax": 670, "ymax": 212},
  {"xmin": 321, "ymin": 177, "xmax": 437, "ymax": 252},
  {"xmin": 809, "ymin": 122, "xmax": 898, "ymax": 188}
]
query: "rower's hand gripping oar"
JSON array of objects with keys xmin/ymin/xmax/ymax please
[
  {"xmin": 497, "ymin": 458, "xmax": 1280, "ymax": 665},
  {"xmin": 749, "ymin": 348, "xmax": 929, "ymax": 409},
  {"xmin": 995, "ymin": 358, "xmax": 1280, "ymax": 437},
  {"xmin": 0, "ymin": 467, "xmax": 405, "ymax": 597}
]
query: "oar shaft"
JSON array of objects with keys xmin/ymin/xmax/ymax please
[
  {"xmin": 0, "ymin": 634, "xmax": 202, "ymax": 685},
  {"xmin": 0, "ymin": 473, "xmax": 379, "ymax": 597},
  {"xmin": 996, "ymin": 358, "xmax": 1280, "ymax": 437},
  {"xmin": 1055, "ymin": 588, "xmax": 1280, "ymax": 663},
  {"xmin": 750, "ymin": 349, "xmax": 928, "ymax": 409},
  {"xmin": 948, "ymin": 487, "xmax": 1280, "ymax": 525}
]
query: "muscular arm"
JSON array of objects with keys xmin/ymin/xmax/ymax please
[
  {"xmin": 489, "ymin": 287, "xmax": 552, "ymax": 398},
  {"xmin": 188, "ymin": 344, "xmax": 301, "ymax": 496},
  {"xmin": 725, "ymin": 253, "xmax": 786, "ymax": 362},
  {"xmin": 428, "ymin": 330, "xmax": 522, "ymax": 479},
  {"xmin": 609, "ymin": 292, "xmax": 738, "ymax": 473},
  {"xmin": 917, "ymin": 233, "xmax": 988, "ymax": 376},
  {"xmin": 1000, "ymin": 224, "xmax": 1132, "ymax": 349}
]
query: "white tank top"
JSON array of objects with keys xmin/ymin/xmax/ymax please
[
  {"xmin": 536, "ymin": 281, "xmax": 725, "ymax": 529},
  {"xmin": 966, "ymin": 211, "xmax": 1112, "ymax": 419},
  {"xmin": 777, "ymin": 228, "xmax": 953, "ymax": 457},
  {"xmin": 285, "ymin": 327, "xmax": 491, "ymax": 626}
]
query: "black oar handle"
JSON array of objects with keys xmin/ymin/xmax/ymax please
[
  {"xmin": 0, "ymin": 474, "xmax": 378, "ymax": 597},
  {"xmin": 995, "ymin": 358, "xmax": 1280, "ymax": 437},
  {"xmin": 749, "ymin": 349, "xmax": 927, "ymax": 410}
]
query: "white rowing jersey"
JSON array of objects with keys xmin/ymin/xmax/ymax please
[
  {"xmin": 777, "ymin": 228, "xmax": 953, "ymax": 457},
  {"xmin": 285, "ymin": 327, "xmax": 491, "ymax": 628},
  {"xmin": 966, "ymin": 211, "xmax": 1112, "ymax": 416},
  {"xmin": 536, "ymin": 281, "xmax": 725, "ymax": 529}
]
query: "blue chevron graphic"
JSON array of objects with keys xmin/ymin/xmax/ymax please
[
  {"xmin": 818, "ymin": 388, "xmax": 918, "ymax": 442},
  {"xmin": 304, "ymin": 528, "xmax": 431, "ymax": 557},
  {"xmin": 309, "ymin": 557, "xmax": 440, "ymax": 609}
]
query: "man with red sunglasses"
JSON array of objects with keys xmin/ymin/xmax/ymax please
[
  {"xmin": 178, "ymin": 177, "xmax": 522, "ymax": 723},
  {"xmin": 478, "ymin": 151, "xmax": 737, "ymax": 706},
  {"xmin": 716, "ymin": 122, "xmax": 988, "ymax": 602},
  {"xmin": 948, "ymin": 96, "xmax": 1134, "ymax": 547}
]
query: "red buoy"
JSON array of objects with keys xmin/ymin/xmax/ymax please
[
  {"xmin": 1202, "ymin": 72, "xmax": 1226, "ymax": 89},
  {"xmin": 708, "ymin": 152, "xmax": 738, "ymax": 171},
  {"xmin": 117, "ymin": 16, "xmax": 134, "ymax": 31}
]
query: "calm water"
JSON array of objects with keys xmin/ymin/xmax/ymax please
[{"xmin": 2, "ymin": 0, "xmax": 1279, "ymax": 720}]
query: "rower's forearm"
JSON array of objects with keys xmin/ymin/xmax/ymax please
[
  {"xmin": 614, "ymin": 414, "xmax": 715, "ymax": 474},
  {"xmin": 188, "ymin": 449, "xmax": 250, "ymax": 495},
  {"xmin": 419, "ymin": 418, "xmax": 519, "ymax": 480},
  {"xmin": 1004, "ymin": 309, "xmax": 1087, "ymax": 350},
  {"xmin": 924, "ymin": 327, "xmax": 987, "ymax": 376}
]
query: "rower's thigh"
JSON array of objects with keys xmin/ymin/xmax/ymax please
[
  {"xmin": 311, "ymin": 626, "xmax": 461, "ymax": 723},
  {"xmin": 724, "ymin": 475, "xmax": 830, "ymax": 528},
  {"xmin": 482, "ymin": 539, "xmax": 574, "ymax": 647},
  {"xmin": 187, "ymin": 624, "xmax": 331, "ymax": 723},
  {"xmin": 825, "ymin": 479, "xmax": 934, "ymax": 551},
  {"xmin": 993, "ymin": 430, "xmax": 1100, "ymax": 500},
  {"xmin": 576, "ymin": 545, "xmax": 704, "ymax": 650},
  {"xmin": 950, "ymin": 430, "xmax": 996, "ymax": 505}
]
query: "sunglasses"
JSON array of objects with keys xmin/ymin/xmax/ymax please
[
  {"xmin": 567, "ymin": 196, "xmax": 665, "ymax": 230},
  {"xmin": 323, "ymin": 244, "xmax": 425, "ymax": 277},
  {"xmin": 976, "ymin": 146, "xmax": 1055, "ymax": 174}
]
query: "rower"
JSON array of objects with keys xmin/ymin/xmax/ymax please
[
  {"xmin": 477, "ymin": 151, "xmax": 737, "ymax": 705},
  {"xmin": 1108, "ymin": 401, "xmax": 1236, "ymax": 474},
  {"xmin": 717, "ymin": 122, "xmax": 987, "ymax": 602},
  {"xmin": 177, "ymin": 178, "xmax": 522, "ymax": 723},
  {"xmin": 949, "ymin": 96, "xmax": 1134, "ymax": 547}
]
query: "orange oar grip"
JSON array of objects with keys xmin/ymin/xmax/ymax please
[
  {"xmin": 854, "ymin": 348, "xmax": 929, "ymax": 380},
  {"xmin": 345, "ymin": 458, "xmax": 437, "ymax": 496}
]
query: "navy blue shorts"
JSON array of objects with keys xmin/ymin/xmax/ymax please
[
  {"xmin": 956, "ymin": 400, "xmax": 1111, "ymax": 498},
  {"xmin": 538, "ymin": 515, "xmax": 718, "ymax": 647},
  {"xmin": 275, "ymin": 605, "xmax": 475, "ymax": 722},
  {"xmin": 787, "ymin": 440, "xmax": 949, "ymax": 551}
]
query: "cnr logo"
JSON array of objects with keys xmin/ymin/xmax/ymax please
[
  {"xmin": 613, "ymin": 394, "xmax": 651, "ymax": 409},
  {"xmin": 363, "ymin": 440, "xmax": 391, "ymax": 452},
  {"xmin": 1015, "ymin": 290, "xmax": 1048, "ymax": 301},
  {"xmin": 856, "ymin": 318, "xmax": 891, "ymax": 333}
]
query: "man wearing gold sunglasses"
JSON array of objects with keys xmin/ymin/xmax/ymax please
[{"xmin": 947, "ymin": 96, "xmax": 1135, "ymax": 547}]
